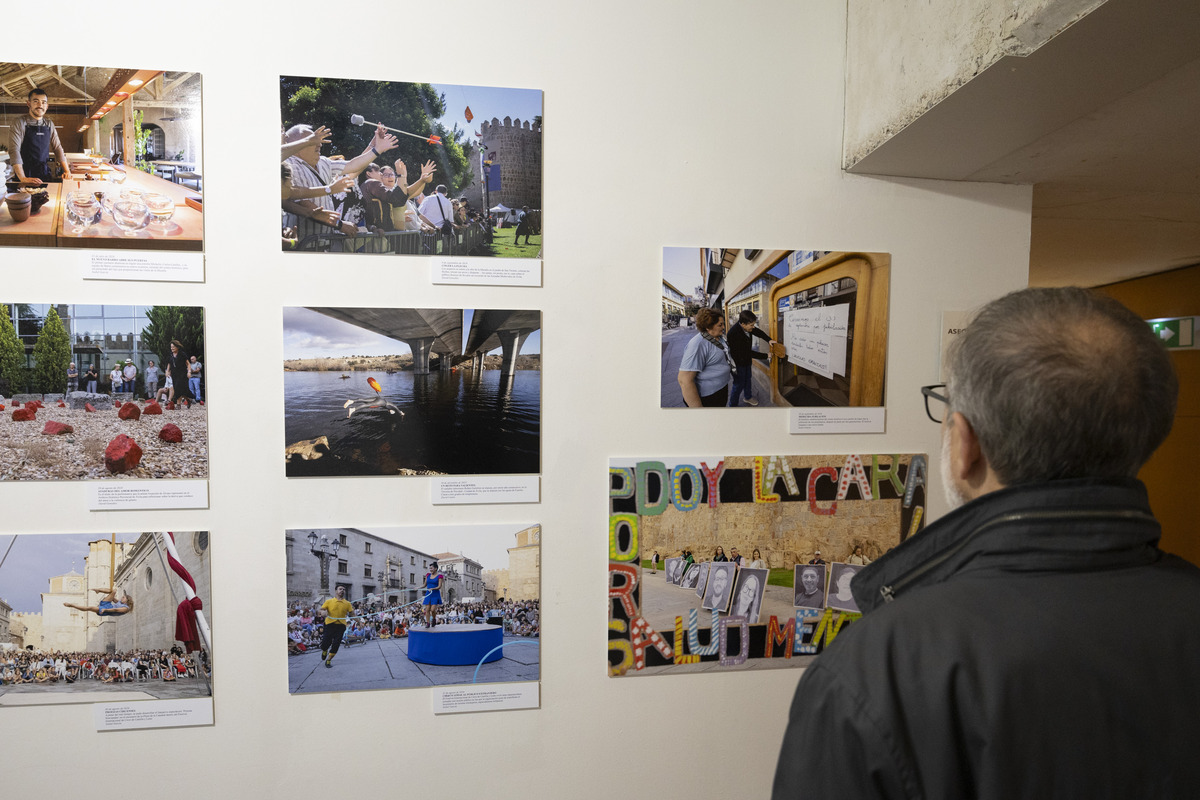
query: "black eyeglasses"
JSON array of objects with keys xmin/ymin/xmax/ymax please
[{"xmin": 921, "ymin": 384, "xmax": 948, "ymax": 423}]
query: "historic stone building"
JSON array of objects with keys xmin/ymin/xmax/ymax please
[
  {"xmin": 13, "ymin": 537, "xmax": 131, "ymax": 653},
  {"xmin": 0, "ymin": 595, "xmax": 11, "ymax": 644},
  {"xmin": 431, "ymin": 552, "xmax": 486, "ymax": 604},
  {"xmin": 104, "ymin": 531, "xmax": 212, "ymax": 654},
  {"xmin": 482, "ymin": 525, "xmax": 541, "ymax": 602},
  {"xmin": 506, "ymin": 525, "xmax": 541, "ymax": 601},
  {"xmin": 462, "ymin": 116, "xmax": 542, "ymax": 212},
  {"xmin": 285, "ymin": 528, "xmax": 438, "ymax": 607}
]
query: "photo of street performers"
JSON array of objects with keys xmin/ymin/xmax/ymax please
[
  {"xmin": 1, "ymin": 62, "xmax": 204, "ymax": 253},
  {"xmin": 0, "ymin": 303, "xmax": 207, "ymax": 482},
  {"xmin": 608, "ymin": 454, "xmax": 926, "ymax": 677},
  {"xmin": 661, "ymin": 248, "xmax": 890, "ymax": 409},
  {"xmin": 0, "ymin": 532, "xmax": 214, "ymax": 720},
  {"xmin": 283, "ymin": 307, "xmax": 540, "ymax": 477},
  {"xmin": 280, "ymin": 76, "xmax": 542, "ymax": 258},
  {"xmin": 285, "ymin": 524, "xmax": 541, "ymax": 696}
]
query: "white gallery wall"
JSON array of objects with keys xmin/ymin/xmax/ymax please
[{"xmin": 2, "ymin": 1, "xmax": 1031, "ymax": 797}]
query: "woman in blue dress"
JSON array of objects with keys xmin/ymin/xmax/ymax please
[{"xmin": 422, "ymin": 562, "xmax": 444, "ymax": 628}]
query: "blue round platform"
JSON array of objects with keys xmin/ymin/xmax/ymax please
[{"xmin": 408, "ymin": 623, "xmax": 504, "ymax": 666}]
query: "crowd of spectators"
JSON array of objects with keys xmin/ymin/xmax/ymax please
[
  {"xmin": 0, "ymin": 647, "xmax": 209, "ymax": 686},
  {"xmin": 280, "ymin": 123, "xmax": 493, "ymax": 253},
  {"xmin": 286, "ymin": 597, "xmax": 540, "ymax": 655}
]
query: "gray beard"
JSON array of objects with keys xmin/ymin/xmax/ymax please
[{"xmin": 940, "ymin": 431, "xmax": 969, "ymax": 511}]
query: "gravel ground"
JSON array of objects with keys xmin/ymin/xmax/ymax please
[{"xmin": 0, "ymin": 402, "xmax": 208, "ymax": 481}]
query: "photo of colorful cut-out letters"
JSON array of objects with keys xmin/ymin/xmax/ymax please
[{"xmin": 608, "ymin": 454, "xmax": 926, "ymax": 676}]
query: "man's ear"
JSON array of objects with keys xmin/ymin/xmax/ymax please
[{"xmin": 947, "ymin": 411, "xmax": 986, "ymax": 484}]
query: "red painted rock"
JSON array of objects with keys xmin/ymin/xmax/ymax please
[
  {"xmin": 114, "ymin": 401, "xmax": 121, "ymax": 409},
  {"xmin": 12, "ymin": 408, "xmax": 36, "ymax": 422},
  {"xmin": 118, "ymin": 402, "xmax": 141, "ymax": 421},
  {"xmin": 166, "ymin": 401, "xmax": 176, "ymax": 410},
  {"xmin": 104, "ymin": 435, "xmax": 143, "ymax": 473},
  {"xmin": 84, "ymin": 402, "xmax": 97, "ymax": 412},
  {"xmin": 0, "ymin": 404, "xmax": 5, "ymax": 410},
  {"xmin": 57, "ymin": 401, "xmax": 66, "ymax": 408},
  {"xmin": 42, "ymin": 420, "xmax": 74, "ymax": 435},
  {"xmin": 144, "ymin": 402, "xmax": 163, "ymax": 415},
  {"xmin": 158, "ymin": 423, "xmax": 183, "ymax": 443},
  {"xmin": 33, "ymin": 400, "xmax": 44, "ymax": 409},
  {"xmin": 25, "ymin": 401, "xmax": 38, "ymax": 411}
]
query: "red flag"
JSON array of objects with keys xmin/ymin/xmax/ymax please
[{"xmin": 464, "ymin": 106, "xmax": 474, "ymax": 122}]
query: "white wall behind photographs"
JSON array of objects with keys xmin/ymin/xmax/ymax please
[{"xmin": 0, "ymin": 1, "xmax": 1031, "ymax": 797}]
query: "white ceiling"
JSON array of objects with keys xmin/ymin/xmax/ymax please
[{"xmin": 845, "ymin": 0, "xmax": 1200, "ymax": 288}]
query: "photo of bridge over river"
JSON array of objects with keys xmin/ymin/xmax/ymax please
[{"xmin": 283, "ymin": 307, "xmax": 540, "ymax": 477}]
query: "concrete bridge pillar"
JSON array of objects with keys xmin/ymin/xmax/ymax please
[
  {"xmin": 473, "ymin": 351, "xmax": 484, "ymax": 372},
  {"xmin": 439, "ymin": 352, "xmax": 452, "ymax": 372},
  {"xmin": 405, "ymin": 338, "xmax": 436, "ymax": 374},
  {"xmin": 496, "ymin": 329, "xmax": 529, "ymax": 375}
]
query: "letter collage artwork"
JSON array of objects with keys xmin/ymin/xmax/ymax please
[{"xmin": 608, "ymin": 454, "xmax": 927, "ymax": 676}]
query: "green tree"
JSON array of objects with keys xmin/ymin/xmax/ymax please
[
  {"xmin": 141, "ymin": 306, "xmax": 205, "ymax": 367},
  {"xmin": 280, "ymin": 76, "xmax": 472, "ymax": 194},
  {"xmin": 0, "ymin": 304, "xmax": 25, "ymax": 395},
  {"xmin": 30, "ymin": 306, "xmax": 72, "ymax": 393}
]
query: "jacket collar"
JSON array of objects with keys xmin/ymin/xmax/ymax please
[{"xmin": 851, "ymin": 478, "xmax": 1161, "ymax": 614}]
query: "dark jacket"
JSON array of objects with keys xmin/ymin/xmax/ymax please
[
  {"xmin": 773, "ymin": 478, "xmax": 1200, "ymax": 800},
  {"xmin": 726, "ymin": 323, "xmax": 770, "ymax": 366}
]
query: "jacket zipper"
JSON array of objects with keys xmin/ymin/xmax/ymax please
[{"xmin": 878, "ymin": 508, "xmax": 1156, "ymax": 604}]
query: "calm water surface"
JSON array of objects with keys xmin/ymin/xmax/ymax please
[{"xmin": 284, "ymin": 369, "xmax": 540, "ymax": 476}]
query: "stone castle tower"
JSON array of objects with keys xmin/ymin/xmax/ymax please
[{"xmin": 464, "ymin": 116, "xmax": 542, "ymax": 212}]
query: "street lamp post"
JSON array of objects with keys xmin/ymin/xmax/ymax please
[{"xmin": 307, "ymin": 531, "xmax": 341, "ymax": 597}]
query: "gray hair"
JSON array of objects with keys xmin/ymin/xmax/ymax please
[{"xmin": 946, "ymin": 287, "xmax": 1177, "ymax": 485}]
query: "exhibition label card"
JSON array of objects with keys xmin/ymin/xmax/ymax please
[
  {"xmin": 88, "ymin": 479, "xmax": 209, "ymax": 510},
  {"xmin": 95, "ymin": 698, "xmax": 213, "ymax": 731},
  {"xmin": 432, "ymin": 476, "xmax": 540, "ymax": 505},
  {"xmin": 431, "ymin": 256, "xmax": 541, "ymax": 286},
  {"xmin": 789, "ymin": 407, "xmax": 885, "ymax": 434},
  {"xmin": 82, "ymin": 251, "xmax": 205, "ymax": 282},
  {"xmin": 432, "ymin": 683, "xmax": 540, "ymax": 714}
]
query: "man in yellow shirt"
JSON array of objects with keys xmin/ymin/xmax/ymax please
[{"xmin": 318, "ymin": 585, "xmax": 354, "ymax": 668}]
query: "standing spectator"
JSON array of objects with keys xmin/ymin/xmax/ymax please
[
  {"xmin": 808, "ymin": 551, "xmax": 826, "ymax": 565},
  {"xmin": 167, "ymin": 340, "xmax": 189, "ymax": 401},
  {"xmin": 84, "ymin": 363, "xmax": 98, "ymax": 394},
  {"xmin": 514, "ymin": 205, "xmax": 533, "ymax": 245},
  {"xmin": 109, "ymin": 363, "xmax": 123, "ymax": 394},
  {"xmin": 418, "ymin": 184, "xmax": 456, "ymax": 235},
  {"xmin": 651, "ymin": 551, "xmax": 660, "ymax": 574},
  {"xmin": 730, "ymin": 547, "xmax": 745, "ymax": 567},
  {"xmin": 144, "ymin": 360, "xmax": 159, "ymax": 399},
  {"xmin": 66, "ymin": 362, "xmax": 78, "ymax": 392},
  {"xmin": 188, "ymin": 355, "xmax": 203, "ymax": 404},
  {"xmin": 713, "ymin": 546, "xmax": 729, "ymax": 562},
  {"xmin": 122, "ymin": 359, "xmax": 137, "ymax": 394}
]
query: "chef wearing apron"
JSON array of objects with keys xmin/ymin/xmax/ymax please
[{"xmin": 9, "ymin": 88, "xmax": 71, "ymax": 185}]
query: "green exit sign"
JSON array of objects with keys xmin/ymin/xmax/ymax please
[{"xmin": 1147, "ymin": 316, "xmax": 1197, "ymax": 350}]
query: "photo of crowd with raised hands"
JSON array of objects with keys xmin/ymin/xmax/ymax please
[{"xmin": 280, "ymin": 76, "xmax": 542, "ymax": 258}]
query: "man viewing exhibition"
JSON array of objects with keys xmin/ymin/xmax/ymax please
[{"xmin": 773, "ymin": 287, "xmax": 1200, "ymax": 798}]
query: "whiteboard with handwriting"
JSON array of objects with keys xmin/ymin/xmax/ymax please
[{"xmin": 783, "ymin": 305, "xmax": 849, "ymax": 379}]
